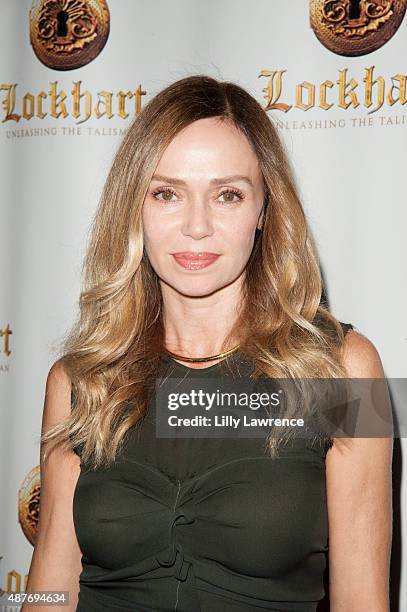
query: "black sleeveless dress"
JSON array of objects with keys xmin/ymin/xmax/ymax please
[{"xmin": 72, "ymin": 322, "xmax": 354, "ymax": 611}]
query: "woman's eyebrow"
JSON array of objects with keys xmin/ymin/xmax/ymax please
[{"xmin": 151, "ymin": 174, "xmax": 254, "ymax": 187}]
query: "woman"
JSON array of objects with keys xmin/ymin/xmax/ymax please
[{"xmin": 25, "ymin": 75, "xmax": 393, "ymax": 611}]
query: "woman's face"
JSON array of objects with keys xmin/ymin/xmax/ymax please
[{"xmin": 142, "ymin": 117, "xmax": 266, "ymax": 298}]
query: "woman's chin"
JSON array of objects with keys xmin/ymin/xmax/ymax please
[{"xmin": 161, "ymin": 277, "xmax": 231, "ymax": 298}]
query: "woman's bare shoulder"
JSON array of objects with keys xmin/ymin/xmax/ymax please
[
  {"xmin": 43, "ymin": 359, "xmax": 73, "ymax": 428},
  {"xmin": 341, "ymin": 328, "xmax": 385, "ymax": 379}
]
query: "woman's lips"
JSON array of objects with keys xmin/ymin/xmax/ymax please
[{"xmin": 172, "ymin": 252, "xmax": 220, "ymax": 270}]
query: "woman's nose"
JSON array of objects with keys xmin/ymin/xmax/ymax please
[{"xmin": 181, "ymin": 198, "xmax": 214, "ymax": 240}]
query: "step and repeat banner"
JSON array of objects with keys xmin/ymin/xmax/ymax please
[{"xmin": 1, "ymin": 0, "xmax": 406, "ymax": 608}]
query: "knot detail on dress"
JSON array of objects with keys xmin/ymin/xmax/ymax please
[{"xmin": 156, "ymin": 489, "xmax": 196, "ymax": 582}]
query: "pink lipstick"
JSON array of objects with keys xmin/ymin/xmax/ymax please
[{"xmin": 172, "ymin": 251, "xmax": 220, "ymax": 270}]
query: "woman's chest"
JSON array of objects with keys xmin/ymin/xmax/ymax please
[{"xmin": 73, "ymin": 432, "xmax": 329, "ymax": 577}]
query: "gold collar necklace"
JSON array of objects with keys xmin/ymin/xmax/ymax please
[{"xmin": 162, "ymin": 343, "xmax": 240, "ymax": 363}]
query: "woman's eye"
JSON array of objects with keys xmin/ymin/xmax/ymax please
[
  {"xmin": 152, "ymin": 188, "xmax": 177, "ymax": 202},
  {"xmin": 218, "ymin": 189, "xmax": 244, "ymax": 203}
]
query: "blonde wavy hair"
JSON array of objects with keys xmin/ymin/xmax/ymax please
[{"xmin": 42, "ymin": 74, "xmax": 350, "ymax": 469}]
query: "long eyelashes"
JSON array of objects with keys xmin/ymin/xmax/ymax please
[
  {"xmin": 151, "ymin": 187, "xmax": 245, "ymax": 204},
  {"xmin": 151, "ymin": 187, "xmax": 177, "ymax": 202}
]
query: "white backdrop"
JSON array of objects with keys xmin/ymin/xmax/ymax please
[{"xmin": 1, "ymin": 0, "xmax": 405, "ymax": 607}]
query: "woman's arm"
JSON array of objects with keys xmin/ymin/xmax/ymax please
[
  {"xmin": 326, "ymin": 330, "xmax": 393, "ymax": 612},
  {"xmin": 22, "ymin": 361, "xmax": 82, "ymax": 612}
]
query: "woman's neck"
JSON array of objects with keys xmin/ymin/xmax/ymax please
[{"xmin": 160, "ymin": 279, "xmax": 243, "ymax": 359}]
